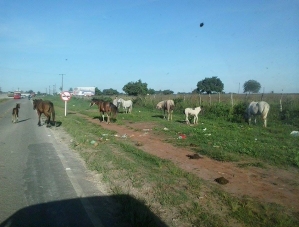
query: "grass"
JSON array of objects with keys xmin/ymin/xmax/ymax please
[
  {"xmin": 40, "ymin": 95, "xmax": 299, "ymax": 226},
  {"xmin": 0, "ymin": 98, "xmax": 9, "ymax": 104}
]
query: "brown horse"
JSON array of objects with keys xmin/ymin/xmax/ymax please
[
  {"xmin": 12, "ymin": 103, "xmax": 20, "ymax": 123},
  {"xmin": 89, "ymin": 99, "xmax": 118, "ymax": 124},
  {"xmin": 33, "ymin": 99, "xmax": 56, "ymax": 127}
]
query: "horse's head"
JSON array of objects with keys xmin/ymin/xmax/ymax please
[
  {"xmin": 156, "ymin": 101, "xmax": 164, "ymax": 110},
  {"xmin": 116, "ymin": 98, "xmax": 122, "ymax": 107},
  {"xmin": 16, "ymin": 103, "xmax": 20, "ymax": 109},
  {"xmin": 243, "ymin": 112, "xmax": 250, "ymax": 123}
]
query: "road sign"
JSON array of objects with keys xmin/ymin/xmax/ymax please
[{"xmin": 60, "ymin": 91, "xmax": 71, "ymax": 101}]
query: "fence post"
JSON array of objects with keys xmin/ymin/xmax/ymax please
[
  {"xmin": 199, "ymin": 93, "xmax": 202, "ymax": 106},
  {"xmin": 218, "ymin": 92, "xmax": 220, "ymax": 103},
  {"xmin": 209, "ymin": 94, "xmax": 211, "ymax": 106},
  {"xmin": 231, "ymin": 93, "xmax": 234, "ymax": 107}
]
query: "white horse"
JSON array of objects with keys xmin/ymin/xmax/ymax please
[
  {"xmin": 156, "ymin": 100, "xmax": 175, "ymax": 121},
  {"xmin": 117, "ymin": 98, "xmax": 133, "ymax": 113},
  {"xmin": 113, "ymin": 97, "xmax": 118, "ymax": 107},
  {"xmin": 245, "ymin": 101, "xmax": 270, "ymax": 127},
  {"xmin": 185, "ymin": 107, "xmax": 201, "ymax": 124}
]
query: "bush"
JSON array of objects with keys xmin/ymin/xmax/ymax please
[
  {"xmin": 228, "ymin": 102, "xmax": 247, "ymax": 123},
  {"xmin": 204, "ymin": 103, "xmax": 231, "ymax": 119}
]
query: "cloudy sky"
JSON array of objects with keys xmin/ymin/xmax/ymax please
[{"xmin": 0, "ymin": 0, "xmax": 298, "ymax": 94}]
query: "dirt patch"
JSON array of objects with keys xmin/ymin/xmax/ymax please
[{"xmin": 83, "ymin": 116, "xmax": 299, "ymax": 212}]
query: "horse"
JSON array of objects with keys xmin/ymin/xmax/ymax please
[
  {"xmin": 117, "ymin": 98, "xmax": 133, "ymax": 114},
  {"xmin": 184, "ymin": 106, "xmax": 202, "ymax": 124},
  {"xmin": 12, "ymin": 103, "xmax": 20, "ymax": 123},
  {"xmin": 245, "ymin": 101, "xmax": 270, "ymax": 127},
  {"xmin": 113, "ymin": 97, "xmax": 118, "ymax": 106},
  {"xmin": 156, "ymin": 100, "xmax": 175, "ymax": 121},
  {"xmin": 89, "ymin": 99, "xmax": 118, "ymax": 124},
  {"xmin": 33, "ymin": 99, "xmax": 56, "ymax": 127}
]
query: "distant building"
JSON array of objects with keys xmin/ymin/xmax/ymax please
[{"xmin": 73, "ymin": 87, "xmax": 95, "ymax": 96}]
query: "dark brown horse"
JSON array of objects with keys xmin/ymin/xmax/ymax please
[
  {"xmin": 89, "ymin": 99, "xmax": 118, "ymax": 124},
  {"xmin": 12, "ymin": 103, "xmax": 20, "ymax": 123},
  {"xmin": 33, "ymin": 99, "xmax": 56, "ymax": 127}
]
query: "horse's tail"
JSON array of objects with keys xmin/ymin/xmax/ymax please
[{"xmin": 51, "ymin": 104, "xmax": 56, "ymax": 126}]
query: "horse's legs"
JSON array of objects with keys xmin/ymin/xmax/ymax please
[
  {"xmin": 44, "ymin": 113, "xmax": 51, "ymax": 127},
  {"xmin": 263, "ymin": 116, "xmax": 267, "ymax": 127},
  {"xmin": 37, "ymin": 113, "xmax": 42, "ymax": 126},
  {"xmin": 106, "ymin": 113, "xmax": 110, "ymax": 124},
  {"xmin": 16, "ymin": 110, "xmax": 19, "ymax": 122},
  {"xmin": 194, "ymin": 115, "xmax": 198, "ymax": 124},
  {"xmin": 47, "ymin": 115, "xmax": 51, "ymax": 127},
  {"xmin": 185, "ymin": 113, "xmax": 190, "ymax": 124}
]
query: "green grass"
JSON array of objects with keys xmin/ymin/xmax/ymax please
[
  {"xmin": 43, "ymin": 95, "xmax": 299, "ymax": 168},
  {"xmin": 38, "ymin": 95, "xmax": 299, "ymax": 226}
]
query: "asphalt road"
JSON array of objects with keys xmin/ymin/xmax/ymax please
[{"xmin": 0, "ymin": 98, "xmax": 119, "ymax": 227}]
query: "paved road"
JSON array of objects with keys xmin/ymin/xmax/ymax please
[{"xmin": 0, "ymin": 98, "xmax": 118, "ymax": 227}]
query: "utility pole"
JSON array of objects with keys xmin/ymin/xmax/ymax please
[{"xmin": 59, "ymin": 74, "xmax": 65, "ymax": 92}]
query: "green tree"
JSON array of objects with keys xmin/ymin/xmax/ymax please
[
  {"xmin": 196, "ymin": 77, "xmax": 224, "ymax": 94},
  {"xmin": 162, "ymin": 89, "xmax": 174, "ymax": 95},
  {"xmin": 123, "ymin": 79, "xmax": 148, "ymax": 96},
  {"xmin": 148, "ymin": 88, "xmax": 155, "ymax": 95},
  {"xmin": 243, "ymin": 80, "xmax": 261, "ymax": 93},
  {"xmin": 95, "ymin": 87, "xmax": 102, "ymax": 95},
  {"xmin": 102, "ymin": 88, "xmax": 119, "ymax": 95}
]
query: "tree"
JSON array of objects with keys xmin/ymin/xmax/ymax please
[
  {"xmin": 102, "ymin": 88, "xmax": 119, "ymax": 95},
  {"xmin": 196, "ymin": 77, "xmax": 224, "ymax": 94},
  {"xmin": 243, "ymin": 80, "xmax": 261, "ymax": 93},
  {"xmin": 148, "ymin": 88, "xmax": 155, "ymax": 95},
  {"xmin": 162, "ymin": 89, "xmax": 174, "ymax": 95},
  {"xmin": 123, "ymin": 79, "xmax": 148, "ymax": 96},
  {"xmin": 95, "ymin": 87, "xmax": 102, "ymax": 95}
]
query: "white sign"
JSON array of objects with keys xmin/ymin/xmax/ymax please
[{"xmin": 60, "ymin": 91, "xmax": 71, "ymax": 101}]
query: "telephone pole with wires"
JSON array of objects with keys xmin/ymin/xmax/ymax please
[{"xmin": 59, "ymin": 74, "xmax": 65, "ymax": 92}]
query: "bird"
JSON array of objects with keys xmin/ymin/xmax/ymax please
[{"xmin": 200, "ymin": 22, "xmax": 204, "ymax": 27}]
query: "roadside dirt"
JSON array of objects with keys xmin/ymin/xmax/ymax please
[{"xmin": 84, "ymin": 116, "xmax": 299, "ymax": 212}]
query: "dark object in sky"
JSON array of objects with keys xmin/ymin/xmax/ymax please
[{"xmin": 200, "ymin": 22, "xmax": 204, "ymax": 27}]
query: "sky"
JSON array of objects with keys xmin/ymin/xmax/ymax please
[{"xmin": 0, "ymin": 0, "xmax": 298, "ymax": 94}]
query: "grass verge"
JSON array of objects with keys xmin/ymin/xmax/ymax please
[{"xmin": 49, "ymin": 102, "xmax": 299, "ymax": 227}]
